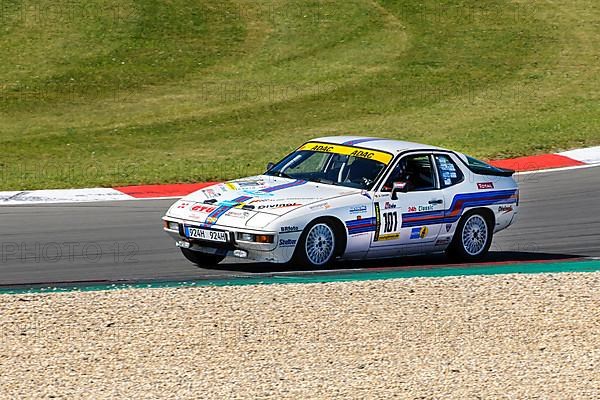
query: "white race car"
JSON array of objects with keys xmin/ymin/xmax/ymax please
[{"xmin": 163, "ymin": 136, "xmax": 519, "ymax": 267}]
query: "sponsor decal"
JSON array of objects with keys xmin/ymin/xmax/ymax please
[
  {"xmin": 374, "ymin": 203, "xmax": 382, "ymax": 241},
  {"xmin": 202, "ymin": 189, "xmax": 219, "ymax": 199},
  {"xmin": 408, "ymin": 205, "xmax": 434, "ymax": 212},
  {"xmin": 280, "ymin": 226, "xmax": 299, "ymax": 233},
  {"xmin": 299, "ymin": 142, "xmax": 393, "ymax": 164},
  {"xmin": 435, "ymin": 237, "xmax": 451, "ymax": 246},
  {"xmin": 206, "ymin": 217, "xmax": 218, "ymax": 224},
  {"xmin": 349, "ymin": 150, "xmax": 376, "ymax": 159},
  {"xmin": 177, "ymin": 201, "xmax": 191, "ymax": 209},
  {"xmin": 410, "ymin": 226, "xmax": 429, "ymax": 240},
  {"xmin": 234, "ymin": 179, "xmax": 265, "ymax": 188},
  {"xmin": 309, "ymin": 144, "xmax": 334, "ymax": 152},
  {"xmin": 477, "ymin": 182, "xmax": 495, "ymax": 190},
  {"xmin": 278, "ymin": 238, "xmax": 297, "ymax": 248},
  {"xmin": 378, "ymin": 233, "xmax": 400, "ymax": 241},
  {"xmin": 384, "ymin": 202, "xmax": 397, "ymax": 209},
  {"xmin": 190, "ymin": 204, "xmax": 217, "ymax": 213},
  {"xmin": 498, "ymin": 205, "xmax": 514, "ymax": 214},
  {"xmin": 226, "ymin": 209, "xmax": 251, "ymax": 219},
  {"xmin": 445, "ymin": 223, "xmax": 453, "ymax": 233},
  {"xmin": 257, "ymin": 203, "xmax": 301, "ymax": 210},
  {"xmin": 349, "ymin": 205, "xmax": 368, "ymax": 214},
  {"xmin": 225, "ymin": 182, "xmax": 237, "ymax": 190}
]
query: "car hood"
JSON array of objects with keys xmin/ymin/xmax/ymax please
[{"xmin": 166, "ymin": 175, "xmax": 361, "ymax": 226}]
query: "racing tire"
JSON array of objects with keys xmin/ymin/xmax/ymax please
[
  {"xmin": 446, "ymin": 210, "xmax": 493, "ymax": 261},
  {"xmin": 294, "ymin": 219, "xmax": 337, "ymax": 268},
  {"xmin": 180, "ymin": 248, "xmax": 226, "ymax": 266}
]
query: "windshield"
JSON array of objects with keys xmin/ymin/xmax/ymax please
[{"xmin": 265, "ymin": 142, "xmax": 392, "ymax": 190}]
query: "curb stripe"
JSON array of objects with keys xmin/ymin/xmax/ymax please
[
  {"xmin": 2, "ymin": 259, "xmax": 599, "ymax": 295},
  {"xmin": 114, "ymin": 182, "xmax": 217, "ymax": 198},
  {"xmin": 490, "ymin": 154, "xmax": 584, "ymax": 171}
]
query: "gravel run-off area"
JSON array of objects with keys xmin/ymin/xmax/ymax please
[{"xmin": 1, "ymin": 272, "xmax": 600, "ymax": 399}]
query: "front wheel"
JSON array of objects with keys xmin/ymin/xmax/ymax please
[
  {"xmin": 446, "ymin": 211, "xmax": 493, "ymax": 261},
  {"xmin": 294, "ymin": 220, "xmax": 337, "ymax": 268},
  {"xmin": 180, "ymin": 248, "xmax": 225, "ymax": 266}
]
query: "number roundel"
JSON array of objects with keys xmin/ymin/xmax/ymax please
[{"xmin": 383, "ymin": 211, "xmax": 398, "ymax": 233}]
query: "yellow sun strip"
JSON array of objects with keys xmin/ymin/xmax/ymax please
[{"xmin": 299, "ymin": 142, "xmax": 393, "ymax": 164}]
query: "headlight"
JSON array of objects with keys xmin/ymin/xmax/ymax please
[
  {"xmin": 238, "ymin": 233, "xmax": 255, "ymax": 242},
  {"xmin": 163, "ymin": 221, "xmax": 179, "ymax": 230}
]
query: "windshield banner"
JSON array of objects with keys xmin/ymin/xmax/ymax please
[{"xmin": 299, "ymin": 142, "xmax": 393, "ymax": 164}]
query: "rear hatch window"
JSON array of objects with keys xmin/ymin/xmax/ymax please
[{"xmin": 465, "ymin": 156, "xmax": 514, "ymax": 176}]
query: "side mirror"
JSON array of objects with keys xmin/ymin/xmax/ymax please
[
  {"xmin": 266, "ymin": 162, "xmax": 275, "ymax": 171},
  {"xmin": 391, "ymin": 182, "xmax": 408, "ymax": 200}
]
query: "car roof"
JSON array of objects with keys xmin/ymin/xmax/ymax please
[{"xmin": 310, "ymin": 135, "xmax": 448, "ymax": 155}]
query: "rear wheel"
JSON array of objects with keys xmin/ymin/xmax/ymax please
[
  {"xmin": 294, "ymin": 220, "xmax": 337, "ymax": 267},
  {"xmin": 180, "ymin": 248, "xmax": 225, "ymax": 266},
  {"xmin": 447, "ymin": 211, "xmax": 493, "ymax": 261}
]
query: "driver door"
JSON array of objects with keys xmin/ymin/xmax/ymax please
[{"xmin": 368, "ymin": 153, "xmax": 445, "ymax": 257}]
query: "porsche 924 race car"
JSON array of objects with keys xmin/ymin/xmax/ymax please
[{"xmin": 162, "ymin": 136, "xmax": 518, "ymax": 267}]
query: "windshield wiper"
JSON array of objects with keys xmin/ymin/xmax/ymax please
[
  {"xmin": 267, "ymin": 170, "xmax": 294, "ymax": 179},
  {"xmin": 310, "ymin": 177, "xmax": 336, "ymax": 185}
]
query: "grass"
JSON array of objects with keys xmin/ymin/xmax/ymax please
[{"xmin": 0, "ymin": 0, "xmax": 598, "ymax": 190}]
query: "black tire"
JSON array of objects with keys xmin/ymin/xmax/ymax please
[
  {"xmin": 180, "ymin": 248, "xmax": 225, "ymax": 266},
  {"xmin": 446, "ymin": 210, "xmax": 494, "ymax": 261},
  {"xmin": 293, "ymin": 219, "xmax": 338, "ymax": 268}
]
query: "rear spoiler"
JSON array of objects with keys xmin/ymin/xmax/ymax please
[{"xmin": 468, "ymin": 165, "xmax": 515, "ymax": 177}]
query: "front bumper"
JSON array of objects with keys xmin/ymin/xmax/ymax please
[{"xmin": 162, "ymin": 216, "xmax": 295, "ymax": 263}]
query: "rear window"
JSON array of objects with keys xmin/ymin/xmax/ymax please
[{"xmin": 465, "ymin": 156, "xmax": 507, "ymax": 175}]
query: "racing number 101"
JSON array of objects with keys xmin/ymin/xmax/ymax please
[{"xmin": 382, "ymin": 211, "xmax": 398, "ymax": 233}]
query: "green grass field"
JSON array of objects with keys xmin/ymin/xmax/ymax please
[{"xmin": 1, "ymin": 0, "xmax": 598, "ymax": 190}]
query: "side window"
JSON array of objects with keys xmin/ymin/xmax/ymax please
[
  {"xmin": 381, "ymin": 154, "xmax": 436, "ymax": 192},
  {"xmin": 435, "ymin": 154, "xmax": 463, "ymax": 188}
]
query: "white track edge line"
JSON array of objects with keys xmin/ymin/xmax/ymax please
[{"xmin": 2, "ymin": 162, "xmax": 599, "ymax": 205}]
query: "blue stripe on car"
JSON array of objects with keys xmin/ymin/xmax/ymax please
[
  {"xmin": 342, "ymin": 138, "xmax": 387, "ymax": 146},
  {"xmin": 401, "ymin": 190, "xmax": 518, "ymax": 227},
  {"xmin": 261, "ymin": 179, "xmax": 307, "ymax": 193}
]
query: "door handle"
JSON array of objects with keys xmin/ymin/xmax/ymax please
[{"xmin": 428, "ymin": 199, "xmax": 443, "ymax": 205}]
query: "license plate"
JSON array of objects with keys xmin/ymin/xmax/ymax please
[{"xmin": 184, "ymin": 226, "xmax": 229, "ymax": 242}]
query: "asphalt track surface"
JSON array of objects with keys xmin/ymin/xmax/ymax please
[{"xmin": 1, "ymin": 166, "xmax": 599, "ymax": 287}]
